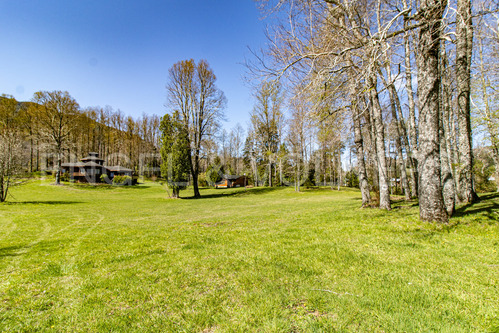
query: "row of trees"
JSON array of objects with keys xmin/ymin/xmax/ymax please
[
  {"xmin": 239, "ymin": 0, "xmax": 498, "ymax": 222},
  {"xmin": 160, "ymin": 59, "xmax": 355, "ymax": 198}
]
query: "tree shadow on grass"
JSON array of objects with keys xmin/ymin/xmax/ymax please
[
  {"xmin": 0, "ymin": 245, "xmax": 26, "ymax": 258},
  {"xmin": 69, "ymin": 183, "xmax": 151, "ymax": 190},
  {"xmin": 183, "ymin": 186, "xmax": 286, "ymax": 199},
  {"xmin": 453, "ymin": 192, "xmax": 499, "ymax": 221},
  {"xmin": 3, "ymin": 200, "xmax": 83, "ymax": 205}
]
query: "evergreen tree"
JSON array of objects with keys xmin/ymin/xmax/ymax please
[{"xmin": 160, "ymin": 111, "xmax": 190, "ymax": 198}]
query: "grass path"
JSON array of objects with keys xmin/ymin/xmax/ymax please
[{"xmin": 0, "ymin": 181, "xmax": 498, "ymax": 332}]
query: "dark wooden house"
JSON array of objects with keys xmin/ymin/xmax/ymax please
[
  {"xmin": 61, "ymin": 152, "xmax": 132, "ymax": 183},
  {"xmin": 215, "ymin": 175, "xmax": 247, "ymax": 188}
]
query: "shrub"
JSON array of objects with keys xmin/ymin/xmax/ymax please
[
  {"xmin": 59, "ymin": 172, "xmax": 69, "ymax": 182},
  {"xmin": 198, "ymin": 172, "xmax": 208, "ymax": 187},
  {"xmin": 100, "ymin": 174, "xmax": 111, "ymax": 184},
  {"xmin": 112, "ymin": 175, "xmax": 132, "ymax": 185}
]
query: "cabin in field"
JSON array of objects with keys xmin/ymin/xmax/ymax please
[
  {"xmin": 106, "ymin": 165, "xmax": 133, "ymax": 178},
  {"xmin": 61, "ymin": 152, "xmax": 132, "ymax": 183},
  {"xmin": 215, "ymin": 175, "xmax": 247, "ymax": 188}
]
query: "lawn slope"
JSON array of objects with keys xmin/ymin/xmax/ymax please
[{"xmin": 0, "ymin": 181, "xmax": 498, "ymax": 332}]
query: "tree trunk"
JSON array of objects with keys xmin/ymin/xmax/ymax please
[
  {"xmin": 364, "ymin": 100, "xmax": 378, "ymax": 200},
  {"xmin": 353, "ymin": 103, "xmax": 371, "ymax": 206},
  {"xmin": 441, "ymin": 49, "xmax": 456, "ymax": 215},
  {"xmin": 269, "ymin": 160, "xmax": 272, "ymax": 187},
  {"xmin": 456, "ymin": 0, "xmax": 479, "ymax": 203},
  {"xmin": 29, "ymin": 130, "xmax": 34, "ymax": 173},
  {"xmin": 368, "ymin": 75, "xmax": 391, "ymax": 210},
  {"xmin": 192, "ymin": 170, "xmax": 200, "ymax": 198},
  {"xmin": 387, "ymin": 82, "xmax": 411, "ymax": 200},
  {"xmin": 337, "ymin": 149, "xmax": 341, "ymax": 191},
  {"xmin": 440, "ymin": 105, "xmax": 456, "ymax": 216},
  {"xmin": 416, "ymin": 0, "xmax": 448, "ymax": 222},
  {"xmin": 55, "ymin": 149, "xmax": 62, "ymax": 185}
]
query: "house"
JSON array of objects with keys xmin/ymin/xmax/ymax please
[
  {"xmin": 106, "ymin": 165, "xmax": 133, "ymax": 178},
  {"xmin": 61, "ymin": 152, "xmax": 132, "ymax": 183},
  {"xmin": 215, "ymin": 175, "xmax": 247, "ymax": 188}
]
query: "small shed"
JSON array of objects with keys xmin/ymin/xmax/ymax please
[
  {"xmin": 215, "ymin": 175, "xmax": 247, "ymax": 188},
  {"xmin": 106, "ymin": 166, "xmax": 133, "ymax": 178}
]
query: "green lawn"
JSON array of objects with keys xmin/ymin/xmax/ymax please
[{"xmin": 0, "ymin": 180, "xmax": 498, "ymax": 332}]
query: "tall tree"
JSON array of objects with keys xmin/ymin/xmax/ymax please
[
  {"xmin": 33, "ymin": 91, "xmax": 80, "ymax": 185},
  {"xmin": 472, "ymin": 8, "xmax": 499, "ymax": 188},
  {"xmin": 368, "ymin": 75, "xmax": 391, "ymax": 210},
  {"xmin": 250, "ymin": 80, "xmax": 284, "ymax": 187},
  {"xmin": 160, "ymin": 111, "xmax": 190, "ymax": 198},
  {"xmin": 0, "ymin": 96, "xmax": 23, "ymax": 202},
  {"xmin": 416, "ymin": 0, "xmax": 449, "ymax": 222},
  {"xmin": 166, "ymin": 59, "xmax": 226, "ymax": 198},
  {"xmin": 352, "ymin": 99, "xmax": 371, "ymax": 207},
  {"xmin": 456, "ymin": 0, "xmax": 480, "ymax": 203}
]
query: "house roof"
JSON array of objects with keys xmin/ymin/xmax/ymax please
[
  {"xmin": 83, "ymin": 161, "xmax": 105, "ymax": 167},
  {"xmin": 81, "ymin": 155, "xmax": 104, "ymax": 162},
  {"xmin": 61, "ymin": 162, "xmax": 85, "ymax": 168},
  {"xmin": 224, "ymin": 175, "xmax": 245, "ymax": 180},
  {"xmin": 106, "ymin": 165, "xmax": 133, "ymax": 172}
]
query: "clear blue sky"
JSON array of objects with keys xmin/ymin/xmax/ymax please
[{"xmin": 0, "ymin": 0, "xmax": 268, "ymax": 130}]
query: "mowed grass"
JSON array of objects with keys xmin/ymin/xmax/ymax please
[{"xmin": 0, "ymin": 180, "xmax": 497, "ymax": 332}]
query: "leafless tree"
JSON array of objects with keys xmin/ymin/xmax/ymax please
[
  {"xmin": 166, "ymin": 59, "xmax": 226, "ymax": 197},
  {"xmin": 0, "ymin": 96, "xmax": 24, "ymax": 202},
  {"xmin": 33, "ymin": 91, "xmax": 80, "ymax": 185},
  {"xmin": 250, "ymin": 80, "xmax": 285, "ymax": 186}
]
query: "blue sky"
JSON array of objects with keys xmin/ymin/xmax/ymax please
[{"xmin": 0, "ymin": 0, "xmax": 268, "ymax": 130}]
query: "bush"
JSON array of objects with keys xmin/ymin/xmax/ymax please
[
  {"xmin": 100, "ymin": 174, "xmax": 111, "ymax": 184},
  {"xmin": 59, "ymin": 172, "xmax": 69, "ymax": 182},
  {"xmin": 198, "ymin": 172, "xmax": 208, "ymax": 187},
  {"xmin": 112, "ymin": 175, "xmax": 132, "ymax": 185}
]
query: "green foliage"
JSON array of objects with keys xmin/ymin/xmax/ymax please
[
  {"xmin": 112, "ymin": 175, "xmax": 132, "ymax": 185},
  {"xmin": 303, "ymin": 162, "xmax": 316, "ymax": 188},
  {"xmin": 59, "ymin": 172, "xmax": 69, "ymax": 182},
  {"xmin": 206, "ymin": 156, "xmax": 224, "ymax": 186},
  {"xmin": 473, "ymin": 147, "xmax": 498, "ymax": 192},
  {"xmin": 345, "ymin": 169, "xmax": 359, "ymax": 188},
  {"xmin": 197, "ymin": 172, "xmax": 208, "ymax": 187},
  {"xmin": 100, "ymin": 174, "xmax": 110, "ymax": 183},
  {"xmin": 0, "ymin": 181, "xmax": 497, "ymax": 331},
  {"xmin": 160, "ymin": 111, "xmax": 190, "ymax": 197}
]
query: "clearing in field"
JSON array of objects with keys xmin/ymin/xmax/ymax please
[{"xmin": 0, "ymin": 181, "xmax": 498, "ymax": 332}]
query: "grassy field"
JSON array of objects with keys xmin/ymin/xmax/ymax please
[{"xmin": 0, "ymin": 180, "xmax": 498, "ymax": 332}]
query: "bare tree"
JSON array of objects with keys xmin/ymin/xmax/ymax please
[
  {"xmin": 33, "ymin": 91, "xmax": 80, "ymax": 185},
  {"xmin": 250, "ymin": 80, "xmax": 284, "ymax": 187},
  {"xmin": 0, "ymin": 96, "xmax": 24, "ymax": 202},
  {"xmin": 229, "ymin": 123, "xmax": 245, "ymax": 174},
  {"xmin": 352, "ymin": 98, "xmax": 371, "ymax": 206},
  {"xmin": 472, "ymin": 4, "xmax": 499, "ymax": 188},
  {"xmin": 456, "ymin": 0, "xmax": 480, "ymax": 203},
  {"xmin": 166, "ymin": 59, "xmax": 226, "ymax": 198},
  {"xmin": 415, "ymin": 0, "xmax": 449, "ymax": 222}
]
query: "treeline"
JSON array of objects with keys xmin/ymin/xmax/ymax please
[
  {"xmin": 0, "ymin": 92, "xmax": 161, "ymax": 183},
  {"xmin": 240, "ymin": 0, "xmax": 498, "ymax": 221},
  {"xmin": 160, "ymin": 59, "xmax": 351, "ymax": 199}
]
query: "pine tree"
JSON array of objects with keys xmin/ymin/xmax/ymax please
[{"xmin": 160, "ymin": 112, "xmax": 190, "ymax": 198}]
